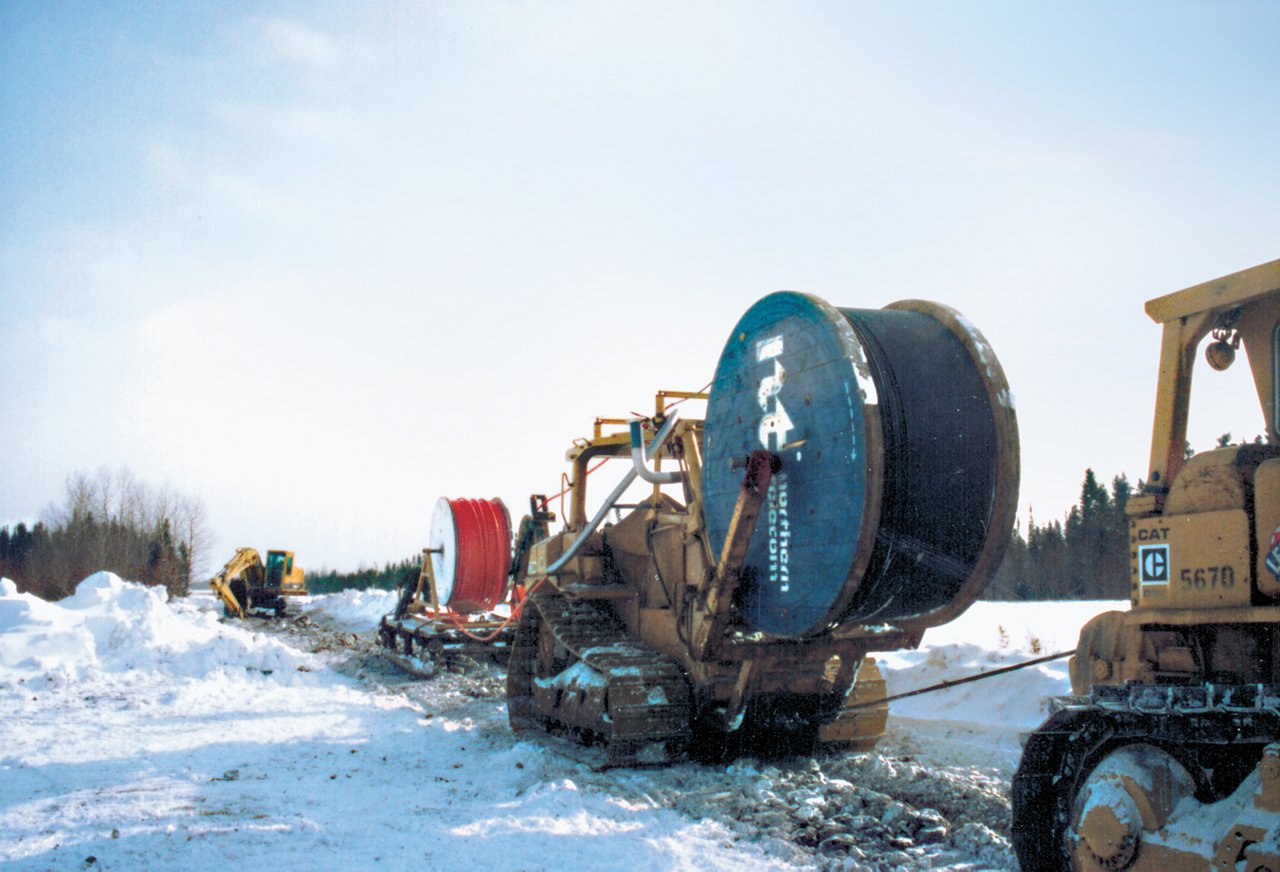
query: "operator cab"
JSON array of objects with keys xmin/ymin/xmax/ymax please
[{"xmin": 266, "ymin": 550, "xmax": 292, "ymax": 587}]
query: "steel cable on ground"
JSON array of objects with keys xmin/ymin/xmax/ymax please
[{"xmin": 839, "ymin": 649, "xmax": 1075, "ymax": 713}]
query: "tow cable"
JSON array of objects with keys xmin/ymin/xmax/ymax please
[{"xmin": 840, "ymin": 649, "xmax": 1075, "ymax": 713}]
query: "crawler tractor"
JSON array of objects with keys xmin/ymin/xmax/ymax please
[
  {"xmin": 503, "ymin": 293, "xmax": 1020, "ymax": 765},
  {"xmin": 1012, "ymin": 259, "xmax": 1280, "ymax": 871},
  {"xmin": 210, "ymin": 547, "xmax": 305, "ymax": 618}
]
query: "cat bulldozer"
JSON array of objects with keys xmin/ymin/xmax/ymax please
[
  {"xmin": 497, "ymin": 291, "xmax": 1020, "ymax": 765},
  {"xmin": 1012, "ymin": 258, "xmax": 1280, "ymax": 871},
  {"xmin": 210, "ymin": 547, "xmax": 306, "ymax": 618}
]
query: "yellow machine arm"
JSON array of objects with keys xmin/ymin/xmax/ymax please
[{"xmin": 209, "ymin": 547, "xmax": 265, "ymax": 619}]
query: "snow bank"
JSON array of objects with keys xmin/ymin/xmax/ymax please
[
  {"xmin": 0, "ymin": 572, "xmax": 313, "ymax": 684},
  {"xmin": 301, "ymin": 588, "xmax": 398, "ymax": 631},
  {"xmin": 879, "ymin": 643, "xmax": 1071, "ymax": 730},
  {"xmin": 0, "ymin": 585, "xmax": 808, "ymax": 872},
  {"xmin": 301, "ymin": 588, "xmax": 513, "ymax": 630},
  {"xmin": 877, "ymin": 600, "xmax": 1123, "ymax": 730},
  {"xmin": 919, "ymin": 599, "xmax": 1120, "ymax": 654}
]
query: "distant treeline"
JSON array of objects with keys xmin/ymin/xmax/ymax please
[
  {"xmin": 1, "ymin": 469, "xmax": 212, "ymax": 600},
  {"xmin": 987, "ymin": 434, "xmax": 1263, "ymax": 600},
  {"xmin": 302, "ymin": 467, "xmax": 1135, "ymax": 602},
  {"xmin": 986, "ymin": 468, "xmax": 1131, "ymax": 601},
  {"xmin": 306, "ymin": 556, "xmax": 421, "ymax": 594},
  {"xmin": 6, "ymin": 453, "xmax": 1225, "ymax": 605},
  {"xmin": 302, "ymin": 470, "xmax": 1135, "ymax": 601}
]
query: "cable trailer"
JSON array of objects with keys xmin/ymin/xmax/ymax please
[{"xmin": 378, "ymin": 495, "xmax": 550, "ymax": 673}]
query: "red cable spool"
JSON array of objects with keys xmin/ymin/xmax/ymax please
[{"xmin": 428, "ymin": 497, "xmax": 512, "ymax": 613}]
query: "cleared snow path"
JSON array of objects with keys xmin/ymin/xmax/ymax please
[{"xmin": 1, "ymin": 576, "xmax": 1117, "ymax": 871}]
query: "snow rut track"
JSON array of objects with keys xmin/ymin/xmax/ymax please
[{"xmin": 272, "ymin": 605, "xmax": 1019, "ymax": 871}]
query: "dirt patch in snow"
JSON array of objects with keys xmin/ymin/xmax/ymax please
[{"xmin": 273, "ymin": 605, "xmax": 1018, "ymax": 872}]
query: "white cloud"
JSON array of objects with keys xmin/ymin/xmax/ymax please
[
  {"xmin": 261, "ymin": 17, "xmax": 343, "ymax": 68},
  {"xmin": 210, "ymin": 99, "xmax": 359, "ymax": 143}
]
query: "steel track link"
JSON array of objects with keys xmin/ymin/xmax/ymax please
[
  {"xmin": 1011, "ymin": 695, "xmax": 1280, "ymax": 870},
  {"xmin": 506, "ymin": 591, "xmax": 692, "ymax": 766}
]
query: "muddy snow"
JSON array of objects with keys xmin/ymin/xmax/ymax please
[{"xmin": 0, "ymin": 574, "xmax": 1119, "ymax": 870}]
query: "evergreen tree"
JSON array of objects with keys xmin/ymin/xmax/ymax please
[
  {"xmin": 986, "ymin": 468, "xmax": 1132, "ymax": 601},
  {"xmin": 305, "ymin": 555, "xmax": 423, "ymax": 594},
  {"xmin": 2, "ymin": 469, "xmax": 210, "ymax": 600}
]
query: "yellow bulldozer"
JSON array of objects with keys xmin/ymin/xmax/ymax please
[
  {"xmin": 1012, "ymin": 258, "xmax": 1280, "ymax": 871},
  {"xmin": 210, "ymin": 548, "xmax": 306, "ymax": 618}
]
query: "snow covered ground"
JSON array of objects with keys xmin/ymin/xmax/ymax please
[{"xmin": 0, "ymin": 574, "xmax": 1121, "ymax": 871}]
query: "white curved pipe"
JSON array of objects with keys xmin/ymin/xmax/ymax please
[
  {"xmin": 630, "ymin": 413, "xmax": 683, "ymax": 484},
  {"xmin": 544, "ymin": 414, "xmax": 682, "ymax": 576}
]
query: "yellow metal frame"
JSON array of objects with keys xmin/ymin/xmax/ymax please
[
  {"xmin": 1138, "ymin": 258, "xmax": 1280, "ymax": 508},
  {"xmin": 521, "ymin": 387, "xmax": 896, "ymax": 748},
  {"xmin": 396, "ymin": 546, "xmax": 509, "ymax": 630}
]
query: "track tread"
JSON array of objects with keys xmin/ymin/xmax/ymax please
[
  {"xmin": 507, "ymin": 591, "xmax": 692, "ymax": 766},
  {"xmin": 1011, "ymin": 686, "xmax": 1280, "ymax": 871}
]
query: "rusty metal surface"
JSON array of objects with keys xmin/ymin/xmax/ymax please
[{"xmin": 507, "ymin": 591, "xmax": 692, "ymax": 767}]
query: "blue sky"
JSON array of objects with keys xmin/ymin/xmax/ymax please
[{"xmin": 3, "ymin": 1, "xmax": 1279, "ymax": 575}]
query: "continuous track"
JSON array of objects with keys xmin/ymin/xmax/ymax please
[
  {"xmin": 1011, "ymin": 684, "xmax": 1280, "ymax": 870},
  {"xmin": 507, "ymin": 591, "xmax": 692, "ymax": 767}
]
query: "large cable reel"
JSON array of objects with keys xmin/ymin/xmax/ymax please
[
  {"xmin": 428, "ymin": 497, "xmax": 512, "ymax": 614},
  {"xmin": 702, "ymin": 292, "xmax": 1019, "ymax": 638}
]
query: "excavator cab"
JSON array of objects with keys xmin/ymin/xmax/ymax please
[
  {"xmin": 265, "ymin": 550, "xmax": 291, "ymax": 588},
  {"xmin": 267, "ymin": 549, "xmax": 306, "ymax": 597}
]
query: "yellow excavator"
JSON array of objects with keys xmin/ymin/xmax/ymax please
[{"xmin": 210, "ymin": 548, "xmax": 306, "ymax": 618}]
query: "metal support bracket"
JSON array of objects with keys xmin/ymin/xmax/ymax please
[{"xmin": 691, "ymin": 450, "xmax": 778, "ymax": 662}]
